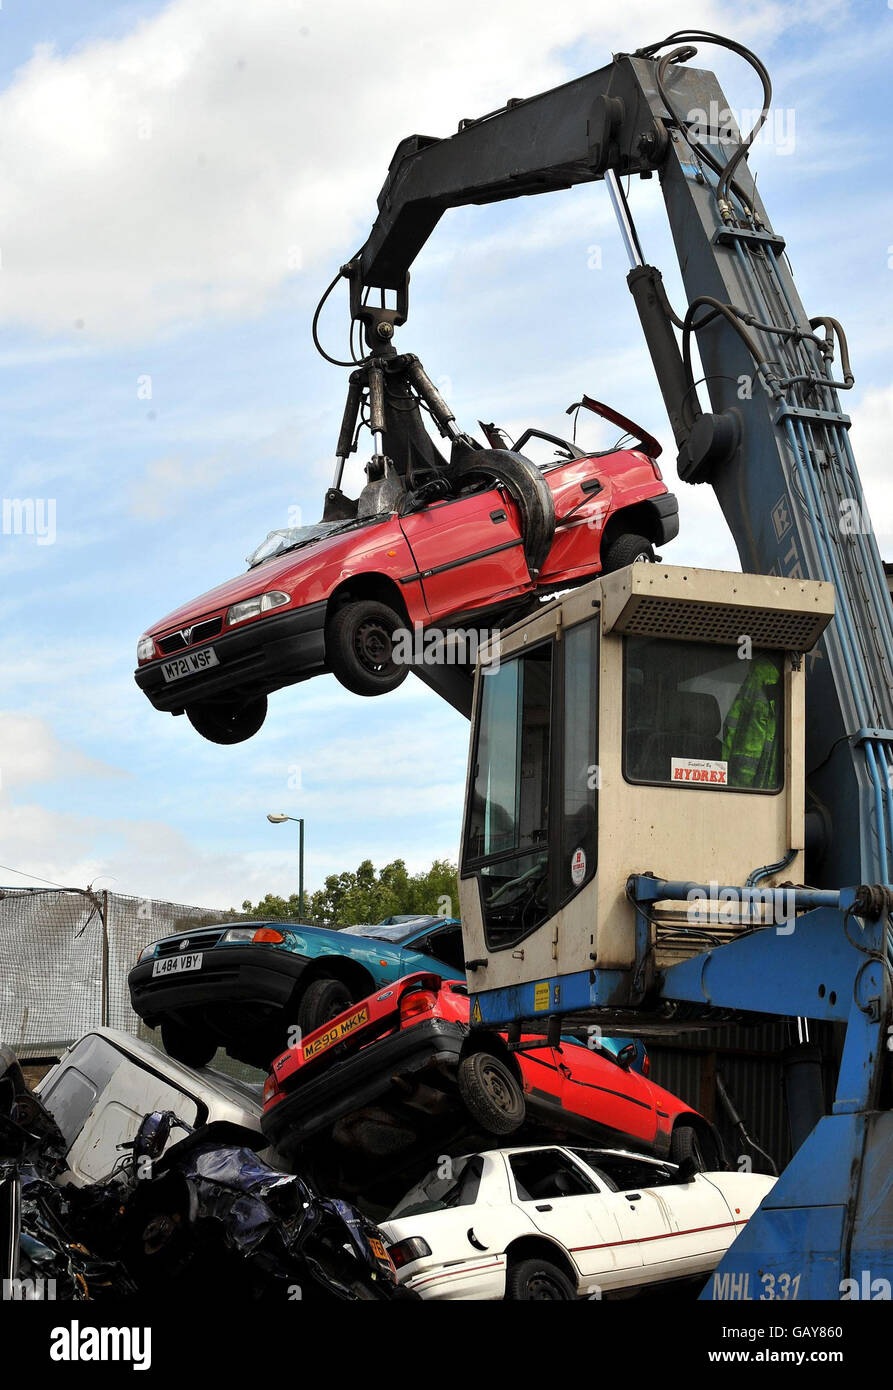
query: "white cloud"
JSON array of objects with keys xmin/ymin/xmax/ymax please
[
  {"xmin": 0, "ymin": 0, "xmax": 799, "ymax": 342},
  {"xmin": 0, "ymin": 790, "xmax": 457, "ymax": 909},
  {"xmin": 126, "ymin": 416, "xmax": 312, "ymax": 520},
  {"xmin": 0, "ymin": 797, "xmax": 255, "ymax": 904},
  {"xmin": 0, "ymin": 713, "xmax": 122, "ymax": 788}
]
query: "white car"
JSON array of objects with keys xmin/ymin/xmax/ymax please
[{"xmin": 379, "ymin": 1144, "xmax": 775, "ymax": 1300}]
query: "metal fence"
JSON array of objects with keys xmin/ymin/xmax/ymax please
[{"xmin": 0, "ymin": 887, "xmax": 230, "ymax": 1057}]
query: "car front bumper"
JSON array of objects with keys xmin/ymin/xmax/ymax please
[
  {"xmin": 128, "ymin": 944, "xmax": 312, "ymax": 1028},
  {"xmin": 134, "ymin": 601, "xmax": 328, "ymax": 713},
  {"xmin": 262, "ymin": 1017, "xmax": 467, "ymax": 1153}
]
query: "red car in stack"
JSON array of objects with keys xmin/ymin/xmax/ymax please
[{"xmin": 261, "ymin": 972, "xmax": 721, "ymax": 1171}]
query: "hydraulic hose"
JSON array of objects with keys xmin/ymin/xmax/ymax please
[{"xmin": 639, "ymin": 32, "xmax": 773, "ymax": 218}]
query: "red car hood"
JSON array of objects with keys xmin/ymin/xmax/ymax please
[{"xmin": 145, "ymin": 520, "xmax": 388, "ymax": 635}]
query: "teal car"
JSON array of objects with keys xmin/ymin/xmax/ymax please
[{"xmin": 128, "ymin": 915, "xmax": 466, "ymax": 1070}]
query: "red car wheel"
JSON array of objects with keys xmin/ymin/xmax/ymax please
[
  {"xmin": 600, "ymin": 531, "xmax": 655, "ymax": 573},
  {"xmin": 186, "ymin": 695, "xmax": 267, "ymax": 744},
  {"xmin": 327, "ymin": 599, "xmax": 408, "ymax": 696},
  {"xmin": 457, "ymin": 1050, "xmax": 526, "ymax": 1134}
]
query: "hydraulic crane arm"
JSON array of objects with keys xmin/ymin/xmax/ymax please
[
  {"xmin": 337, "ymin": 31, "xmax": 893, "ymax": 890},
  {"xmin": 352, "ymin": 59, "xmax": 661, "ymax": 296}
]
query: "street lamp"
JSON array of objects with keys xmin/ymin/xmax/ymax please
[{"xmin": 267, "ymin": 813, "xmax": 305, "ymax": 921}]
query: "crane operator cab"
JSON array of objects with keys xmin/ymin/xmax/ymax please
[{"xmin": 458, "ymin": 564, "xmax": 834, "ymax": 1033}]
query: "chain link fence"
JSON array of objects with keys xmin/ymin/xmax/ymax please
[{"xmin": 0, "ymin": 887, "xmax": 232, "ymax": 1057}]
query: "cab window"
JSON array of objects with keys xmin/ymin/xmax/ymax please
[
  {"xmin": 467, "ymin": 645, "xmax": 551, "ymax": 862},
  {"xmin": 466, "ymin": 643, "xmax": 552, "ymax": 950},
  {"xmin": 40, "ymin": 1067, "xmax": 99, "ymax": 1149},
  {"xmin": 464, "ymin": 619, "xmax": 599, "ymax": 951},
  {"xmin": 623, "ymin": 636, "xmax": 784, "ymax": 792}
]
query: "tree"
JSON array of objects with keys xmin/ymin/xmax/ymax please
[{"xmin": 238, "ymin": 857, "xmax": 459, "ymax": 927}]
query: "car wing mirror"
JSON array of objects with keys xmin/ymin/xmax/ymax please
[{"xmin": 616, "ymin": 1043, "xmax": 637, "ymax": 1069}]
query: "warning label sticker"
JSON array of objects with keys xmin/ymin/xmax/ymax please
[
  {"xmin": 533, "ymin": 981, "xmax": 550, "ymax": 1012},
  {"xmin": 571, "ymin": 847, "xmax": 587, "ymax": 887},
  {"xmin": 670, "ymin": 757, "xmax": 729, "ymax": 786}
]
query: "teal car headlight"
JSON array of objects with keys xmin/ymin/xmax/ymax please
[{"xmin": 221, "ymin": 927, "xmax": 287, "ymax": 945}]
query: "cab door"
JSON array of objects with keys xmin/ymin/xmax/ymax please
[
  {"xmin": 399, "ymin": 489, "xmax": 530, "ymax": 622},
  {"xmin": 460, "ymin": 616, "xmax": 600, "ymax": 990}
]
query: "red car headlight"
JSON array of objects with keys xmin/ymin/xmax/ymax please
[{"xmin": 225, "ymin": 591, "xmax": 290, "ymax": 627}]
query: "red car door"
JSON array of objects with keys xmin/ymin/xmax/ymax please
[
  {"xmin": 398, "ymin": 488, "xmax": 531, "ymax": 623},
  {"xmin": 537, "ymin": 459, "xmax": 613, "ymax": 583},
  {"xmin": 552, "ymin": 1043, "xmax": 659, "ymax": 1147}
]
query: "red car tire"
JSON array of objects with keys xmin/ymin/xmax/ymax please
[
  {"xmin": 327, "ymin": 599, "xmax": 409, "ymax": 696},
  {"xmin": 186, "ymin": 695, "xmax": 267, "ymax": 744},
  {"xmin": 457, "ymin": 1050, "xmax": 526, "ymax": 1134},
  {"xmin": 600, "ymin": 531, "xmax": 654, "ymax": 573}
]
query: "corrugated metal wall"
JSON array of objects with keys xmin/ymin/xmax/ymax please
[{"xmin": 647, "ymin": 1018, "xmax": 839, "ymax": 1173}]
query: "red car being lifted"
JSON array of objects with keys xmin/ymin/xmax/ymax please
[
  {"xmin": 261, "ymin": 972, "xmax": 721, "ymax": 1172},
  {"xmin": 134, "ymin": 396, "xmax": 676, "ymax": 742}
]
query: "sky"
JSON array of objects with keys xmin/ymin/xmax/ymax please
[{"xmin": 0, "ymin": 0, "xmax": 891, "ymax": 911}]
